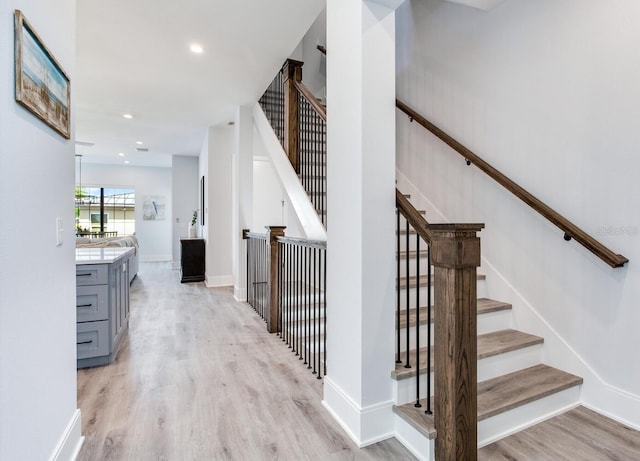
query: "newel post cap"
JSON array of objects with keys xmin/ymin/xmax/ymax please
[{"xmin": 430, "ymin": 223, "xmax": 484, "ymax": 268}]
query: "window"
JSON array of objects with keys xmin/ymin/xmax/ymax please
[{"xmin": 76, "ymin": 187, "xmax": 135, "ymax": 237}]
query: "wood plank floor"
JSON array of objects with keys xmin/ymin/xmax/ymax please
[
  {"xmin": 479, "ymin": 406, "xmax": 640, "ymax": 460},
  {"xmin": 77, "ymin": 262, "xmax": 415, "ymax": 461}
]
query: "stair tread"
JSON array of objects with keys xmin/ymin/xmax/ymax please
[
  {"xmin": 397, "ymin": 273, "xmax": 486, "ymax": 289},
  {"xmin": 394, "ymin": 364, "xmax": 582, "ymax": 438},
  {"xmin": 397, "ymin": 297, "xmax": 511, "ymax": 329},
  {"xmin": 392, "ymin": 328, "xmax": 543, "ymax": 380},
  {"xmin": 393, "ymin": 404, "xmax": 437, "ymax": 440},
  {"xmin": 477, "ymin": 364, "xmax": 583, "ymax": 421}
]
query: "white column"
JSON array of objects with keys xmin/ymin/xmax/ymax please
[
  {"xmin": 323, "ymin": 0, "xmax": 403, "ymax": 446},
  {"xmin": 233, "ymin": 106, "xmax": 254, "ymax": 301},
  {"xmin": 205, "ymin": 126, "xmax": 234, "ymax": 287}
]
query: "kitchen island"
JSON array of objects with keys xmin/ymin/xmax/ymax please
[{"xmin": 76, "ymin": 247, "xmax": 134, "ymax": 369}]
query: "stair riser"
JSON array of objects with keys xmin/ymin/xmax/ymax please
[
  {"xmin": 283, "ymin": 323, "xmax": 325, "ymax": 338},
  {"xmin": 478, "ymin": 386, "xmax": 581, "ymax": 447},
  {"xmin": 396, "ymin": 323, "xmax": 433, "ymax": 352},
  {"xmin": 393, "ymin": 386, "xmax": 580, "ymax": 456},
  {"xmin": 396, "ymin": 287, "xmax": 432, "ymax": 309},
  {"xmin": 394, "ymin": 416, "xmax": 435, "ymax": 461},
  {"xmin": 396, "ymin": 257, "xmax": 432, "ymax": 277},
  {"xmin": 393, "ymin": 345, "xmax": 543, "ymax": 405},
  {"xmin": 396, "ymin": 309, "xmax": 512, "ymax": 353}
]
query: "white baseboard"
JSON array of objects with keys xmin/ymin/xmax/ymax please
[
  {"xmin": 205, "ymin": 274, "xmax": 233, "ymax": 288},
  {"xmin": 140, "ymin": 254, "xmax": 171, "ymax": 262},
  {"xmin": 49, "ymin": 409, "xmax": 83, "ymax": 461},
  {"xmin": 233, "ymin": 285, "xmax": 247, "ymax": 302},
  {"xmin": 322, "ymin": 376, "xmax": 394, "ymax": 447}
]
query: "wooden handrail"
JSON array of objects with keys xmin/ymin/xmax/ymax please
[
  {"xmin": 243, "ymin": 231, "xmax": 268, "ymax": 240},
  {"xmin": 317, "ymin": 44, "xmax": 327, "ymax": 55},
  {"xmin": 293, "ymin": 80, "xmax": 326, "ymax": 121},
  {"xmin": 277, "ymin": 235, "xmax": 327, "ymax": 250},
  {"xmin": 396, "ymin": 99, "xmax": 629, "ymax": 269},
  {"xmin": 396, "ymin": 189, "xmax": 432, "ymax": 244}
]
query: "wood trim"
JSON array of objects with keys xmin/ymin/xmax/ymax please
[
  {"xmin": 284, "ymin": 60, "xmax": 303, "ymax": 173},
  {"xmin": 430, "ymin": 225, "xmax": 483, "ymax": 461},
  {"xmin": 267, "ymin": 226, "xmax": 286, "ymax": 334},
  {"xmin": 244, "ymin": 231, "xmax": 267, "ymax": 240},
  {"xmin": 396, "ymin": 99, "xmax": 628, "ymax": 268},
  {"xmin": 276, "ymin": 235, "xmax": 327, "ymax": 250},
  {"xmin": 294, "ymin": 80, "xmax": 326, "ymax": 121},
  {"xmin": 396, "ymin": 189, "xmax": 432, "ymax": 244}
]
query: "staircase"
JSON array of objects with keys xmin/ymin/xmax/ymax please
[
  {"xmin": 392, "ymin": 195, "xmax": 583, "ymax": 459},
  {"xmin": 257, "ymin": 58, "xmax": 586, "ymax": 459}
]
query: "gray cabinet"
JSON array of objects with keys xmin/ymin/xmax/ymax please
[{"xmin": 76, "ymin": 252, "xmax": 130, "ymax": 368}]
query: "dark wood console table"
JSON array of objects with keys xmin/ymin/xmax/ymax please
[{"xmin": 180, "ymin": 238, "xmax": 205, "ymax": 283}]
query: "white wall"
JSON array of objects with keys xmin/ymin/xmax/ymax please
[
  {"xmin": 396, "ymin": 0, "xmax": 640, "ymax": 426},
  {"xmin": 253, "ymin": 157, "xmax": 286, "ymax": 232},
  {"xmin": 82, "ymin": 163, "xmax": 172, "ymax": 261},
  {"xmin": 200, "ymin": 126, "xmax": 234, "ymax": 286},
  {"xmin": 300, "ymin": 8, "xmax": 327, "ymax": 100},
  {"xmin": 171, "ymin": 155, "xmax": 200, "ymax": 268},
  {"xmin": 0, "ymin": 2, "xmax": 82, "ymax": 460}
]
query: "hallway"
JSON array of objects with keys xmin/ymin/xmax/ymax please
[{"xmin": 77, "ymin": 262, "xmax": 415, "ymax": 460}]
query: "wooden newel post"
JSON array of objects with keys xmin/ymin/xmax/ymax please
[
  {"xmin": 431, "ymin": 223, "xmax": 484, "ymax": 461},
  {"xmin": 283, "ymin": 59, "xmax": 303, "ymax": 173},
  {"xmin": 266, "ymin": 226, "xmax": 286, "ymax": 334}
]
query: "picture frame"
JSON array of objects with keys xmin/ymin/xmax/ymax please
[
  {"xmin": 14, "ymin": 10, "xmax": 71, "ymax": 139},
  {"xmin": 200, "ymin": 176, "xmax": 205, "ymax": 225}
]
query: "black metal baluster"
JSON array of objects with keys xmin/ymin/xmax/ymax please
[
  {"xmin": 426, "ymin": 245, "xmax": 433, "ymax": 415},
  {"xmin": 396, "ymin": 210, "xmax": 401, "ymax": 364},
  {"xmin": 304, "ymin": 247, "xmax": 312, "ymax": 369},
  {"xmin": 313, "ymin": 247, "xmax": 318, "ymax": 375},
  {"xmin": 415, "ymin": 235, "xmax": 422, "ymax": 408},
  {"xmin": 405, "ymin": 218, "xmax": 411, "ymax": 369},
  {"xmin": 322, "ymin": 248, "xmax": 327, "ymax": 378},
  {"xmin": 287, "ymin": 243, "xmax": 292, "ymax": 348},
  {"xmin": 246, "ymin": 238, "xmax": 249, "ymax": 307},
  {"xmin": 278, "ymin": 241, "xmax": 283, "ymax": 337},
  {"xmin": 302, "ymin": 245, "xmax": 307, "ymax": 362}
]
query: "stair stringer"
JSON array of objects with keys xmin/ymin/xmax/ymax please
[
  {"xmin": 396, "ymin": 168, "xmax": 640, "ymax": 431},
  {"xmin": 253, "ymin": 102, "xmax": 327, "ymax": 241}
]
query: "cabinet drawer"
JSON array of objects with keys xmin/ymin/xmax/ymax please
[
  {"xmin": 76, "ymin": 285, "xmax": 108, "ymax": 322},
  {"xmin": 76, "ymin": 264, "xmax": 108, "ymax": 286},
  {"xmin": 76, "ymin": 320, "xmax": 109, "ymax": 359}
]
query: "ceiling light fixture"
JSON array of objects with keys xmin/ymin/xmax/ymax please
[
  {"xmin": 136, "ymin": 141, "xmax": 143, "ymax": 145},
  {"xmin": 123, "ymin": 113, "xmax": 133, "ymax": 119},
  {"xmin": 118, "ymin": 152, "xmax": 125, "ymax": 157},
  {"xmin": 190, "ymin": 43, "xmax": 204, "ymax": 54},
  {"xmin": 124, "ymin": 160, "xmax": 130, "ymax": 164}
]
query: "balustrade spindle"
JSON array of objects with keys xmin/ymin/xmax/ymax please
[
  {"xmin": 415, "ymin": 234, "xmax": 421, "ymax": 408},
  {"xmin": 405, "ymin": 218, "xmax": 411, "ymax": 369}
]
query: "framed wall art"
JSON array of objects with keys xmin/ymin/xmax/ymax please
[
  {"xmin": 14, "ymin": 10, "xmax": 71, "ymax": 139},
  {"xmin": 200, "ymin": 176, "xmax": 205, "ymax": 225}
]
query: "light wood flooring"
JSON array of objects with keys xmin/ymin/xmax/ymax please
[
  {"xmin": 77, "ymin": 262, "xmax": 415, "ymax": 461},
  {"xmin": 479, "ymin": 405, "xmax": 640, "ymax": 460}
]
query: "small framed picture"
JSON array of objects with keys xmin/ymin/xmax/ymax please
[{"xmin": 14, "ymin": 10, "xmax": 71, "ymax": 139}]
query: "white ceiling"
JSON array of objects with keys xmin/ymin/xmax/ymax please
[{"xmin": 76, "ymin": 0, "xmax": 325, "ymax": 167}]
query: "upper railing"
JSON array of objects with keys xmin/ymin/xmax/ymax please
[
  {"xmin": 259, "ymin": 59, "xmax": 327, "ymax": 227},
  {"xmin": 243, "ymin": 227, "xmax": 327, "ymax": 378},
  {"xmin": 396, "ymin": 99, "xmax": 629, "ymax": 269}
]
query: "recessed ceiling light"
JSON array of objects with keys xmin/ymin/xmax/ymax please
[
  {"xmin": 123, "ymin": 113, "xmax": 133, "ymax": 119},
  {"xmin": 124, "ymin": 160, "xmax": 130, "ymax": 164},
  {"xmin": 136, "ymin": 141, "xmax": 143, "ymax": 145},
  {"xmin": 190, "ymin": 43, "xmax": 204, "ymax": 54},
  {"xmin": 118, "ymin": 152, "xmax": 125, "ymax": 157}
]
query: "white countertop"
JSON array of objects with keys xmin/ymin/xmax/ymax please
[{"xmin": 76, "ymin": 247, "xmax": 134, "ymax": 265}]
